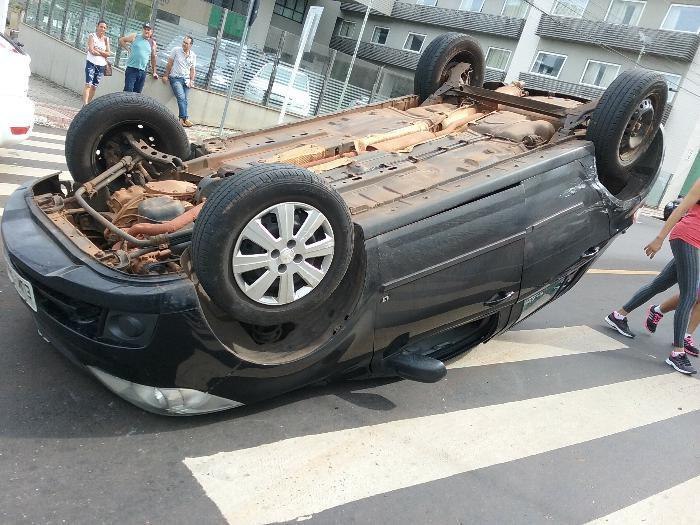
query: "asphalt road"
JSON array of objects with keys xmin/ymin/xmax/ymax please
[{"xmin": 1, "ymin": 131, "xmax": 699, "ymax": 524}]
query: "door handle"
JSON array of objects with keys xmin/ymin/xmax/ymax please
[
  {"xmin": 484, "ymin": 290, "xmax": 516, "ymax": 307},
  {"xmin": 582, "ymin": 246, "xmax": 601, "ymax": 258}
]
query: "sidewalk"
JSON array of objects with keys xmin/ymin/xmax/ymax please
[{"xmin": 28, "ymin": 74, "xmax": 239, "ymax": 142}]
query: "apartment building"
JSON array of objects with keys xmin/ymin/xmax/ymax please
[{"xmin": 328, "ymin": 0, "xmax": 700, "ymax": 206}]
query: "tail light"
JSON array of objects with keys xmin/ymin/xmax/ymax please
[{"xmin": 10, "ymin": 127, "xmax": 31, "ymax": 135}]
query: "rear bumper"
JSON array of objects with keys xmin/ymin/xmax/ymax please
[{"xmin": 0, "ymin": 94, "xmax": 34, "ymax": 147}]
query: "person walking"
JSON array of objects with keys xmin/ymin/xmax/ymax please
[
  {"xmin": 119, "ymin": 22, "xmax": 158, "ymax": 93},
  {"xmin": 162, "ymin": 36, "xmax": 196, "ymax": 127},
  {"xmin": 605, "ymin": 178, "xmax": 700, "ymax": 375},
  {"xmin": 83, "ymin": 20, "xmax": 111, "ymax": 105},
  {"xmin": 643, "ymin": 291, "xmax": 700, "ymax": 357}
]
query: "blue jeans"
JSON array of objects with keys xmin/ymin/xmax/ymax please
[
  {"xmin": 169, "ymin": 77, "xmax": 189, "ymax": 119},
  {"xmin": 124, "ymin": 66, "xmax": 147, "ymax": 93}
]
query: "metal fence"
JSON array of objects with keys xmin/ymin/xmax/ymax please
[{"xmin": 22, "ymin": 0, "xmax": 416, "ymax": 119}]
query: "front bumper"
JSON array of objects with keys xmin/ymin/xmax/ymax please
[
  {"xmin": 1, "ymin": 181, "xmax": 243, "ymax": 415},
  {"xmin": 1, "ymin": 179, "xmax": 373, "ymax": 414}
]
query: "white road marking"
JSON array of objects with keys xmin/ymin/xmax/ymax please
[
  {"xmin": 0, "ymin": 183, "xmax": 20, "ymax": 196},
  {"xmin": 30, "ymin": 131, "xmax": 66, "ymax": 142},
  {"xmin": 0, "ymin": 148, "xmax": 65, "ymax": 164},
  {"xmin": 447, "ymin": 325, "xmax": 627, "ymax": 369},
  {"xmin": 588, "ymin": 269, "xmax": 660, "ymax": 276},
  {"xmin": 586, "ymin": 475, "xmax": 700, "ymax": 524},
  {"xmin": 21, "ymin": 139, "xmax": 65, "ymax": 151},
  {"xmin": 0, "ymin": 163, "xmax": 59, "ymax": 177},
  {"xmin": 184, "ymin": 373, "xmax": 700, "ymax": 525}
]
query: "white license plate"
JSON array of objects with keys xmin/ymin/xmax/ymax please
[{"xmin": 6, "ymin": 259, "xmax": 37, "ymax": 312}]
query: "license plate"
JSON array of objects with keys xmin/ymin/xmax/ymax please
[{"xmin": 6, "ymin": 258, "xmax": 37, "ymax": 312}]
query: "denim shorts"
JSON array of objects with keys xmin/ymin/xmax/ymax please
[{"xmin": 85, "ymin": 61, "xmax": 105, "ymax": 87}]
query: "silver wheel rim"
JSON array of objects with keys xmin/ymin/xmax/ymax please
[
  {"xmin": 619, "ymin": 98, "xmax": 655, "ymax": 165},
  {"xmin": 232, "ymin": 202, "xmax": 335, "ymax": 306}
]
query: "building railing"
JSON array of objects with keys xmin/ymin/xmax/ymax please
[
  {"xmin": 340, "ymin": 1, "xmax": 525, "ymax": 40},
  {"xmin": 519, "ymin": 72, "xmax": 672, "ymax": 123},
  {"xmin": 330, "ymin": 35, "xmax": 506, "ymax": 82},
  {"xmin": 536, "ymin": 15, "xmax": 700, "ymax": 62}
]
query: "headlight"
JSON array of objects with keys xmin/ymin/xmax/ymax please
[{"xmin": 88, "ymin": 366, "xmax": 243, "ymax": 416}]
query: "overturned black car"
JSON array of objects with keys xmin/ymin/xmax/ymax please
[{"xmin": 2, "ymin": 34, "xmax": 666, "ymax": 414}]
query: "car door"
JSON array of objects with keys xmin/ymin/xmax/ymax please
[
  {"xmin": 373, "ymin": 183, "xmax": 527, "ymax": 351},
  {"xmin": 520, "ymin": 155, "xmax": 610, "ymax": 299}
]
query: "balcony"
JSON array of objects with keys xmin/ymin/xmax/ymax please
[
  {"xmin": 330, "ymin": 35, "xmax": 506, "ymax": 82},
  {"xmin": 340, "ymin": 1, "xmax": 525, "ymax": 40},
  {"xmin": 518, "ymin": 73, "xmax": 672, "ymax": 123},
  {"xmin": 537, "ymin": 15, "xmax": 700, "ymax": 62},
  {"xmin": 518, "ymin": 72, "xmax": 605, "ymax": 100}
]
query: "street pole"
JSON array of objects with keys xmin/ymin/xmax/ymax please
[
  {"xmin": 46, "ymin": 0, "xmax": 56, "ymax": 35},
  {"xmin": 206, "ymin": 7, "xmax": 228, "ymax": 91},
  {"xmin": 0, "ymin": 0, "xmax": 9, "ymax": 34},
  {"xmin": 218, "ymin": 0, "xmax": 255, "ymax": 137},
  {"xmin": 337, "ymin": 0, "xmax": 372, "ymax": 110},
  {"xmin": 59, "ymin": 0, "xmax": 70, "ymax": 41},
  {"xmin": 74, "ymin": 0, "xmax": 87, "ymax": 48}
]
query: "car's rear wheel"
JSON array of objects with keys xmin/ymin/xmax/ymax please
[
  {"xmin": 586, "ymin": 70, "xmax": 667, "ymax": 195},
  {"xmin": 191, "ymin": 164, "xmax": 354, "ymax": 325},
  {"xmin": 65, "ymin": 92, "xmax": 190, "ymax": 185},
  {"xmin": 414, "ymin": 32, "xmax": 485, "ymax": 103}
]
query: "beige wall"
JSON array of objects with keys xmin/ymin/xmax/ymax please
[
  {"xmin": 151, "ymin": 0, "xmax": 213, "ymax": 27},
  {"xmin": 19, "ymin": 23, "xmax": 300, "ymax": 132}
]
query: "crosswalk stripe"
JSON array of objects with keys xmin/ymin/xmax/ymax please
[
  {"xmin": 447, "ymin": 325, "xmax": 626, "ymax": 369},
  {"xmin": 20, "ymin": 139, "xmax": 65, "ymax": 152},
  {"xmin": 184, "ymin": 373, "xmax": 700, "ymax": 525},
  {"xmin": 31, "ymin": 131, "xmax": 66, "ymax": 142},
  {"xmin": 586, "ymin": 475, "xmax": 700, "ymax": 524},
  {"xmin": 0, "ymin": 183, "xmax": 20, "ymax": 196},
  {"xmin": 0, "ymin": 148, "xmax": 66, "ymax": 165},
  {"xmin": 0, "ymin": 164, "xmax": 59, "ymax": 177}
]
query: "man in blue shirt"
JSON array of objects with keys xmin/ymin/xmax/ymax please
[{"xmin": 118, "ymin": 23, "xmax": 158, "ymax": 93}]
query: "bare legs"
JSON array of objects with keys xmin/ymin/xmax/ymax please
[{"xmin": 82, "ymin": 84, "xmax": 97, "ymax": 105}]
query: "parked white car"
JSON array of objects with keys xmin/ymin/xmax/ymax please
[
  {"xmin": 0, "ymin": 33, "xmax": 34, "ymax": 147},
  {"xmin": 244, "ymin": 63, "xmax": 312, "ymax": 117}
]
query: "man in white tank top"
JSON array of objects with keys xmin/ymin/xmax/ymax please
[{"xmin": 83, "ymin": 20, "xmax": 111, "ymax": 105}]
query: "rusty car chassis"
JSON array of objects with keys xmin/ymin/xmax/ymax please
[{"xmin": 37, "ymin": 85, "xmax": 597, "ymax": 274}]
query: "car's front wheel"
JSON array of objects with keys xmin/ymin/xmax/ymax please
[{"xmin": 191, "ymin": 164, "xmax": 354, "ymax": 325}]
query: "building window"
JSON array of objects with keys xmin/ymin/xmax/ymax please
[
  {"xmin": 485, "ymin": 47, "xmax": 512, "ymax": 71},
  {"xmin": 458, "ymin": 0, "xmax": 485, "ymax": 12},
  {"xmin": 403, "ymin": 33, "xmax": 427, "ymax": 53},
  {"xmin": 661, "ymin": 4, "xmax": 700, "ymax": 33},
  {"xmin": 501, "ymin": 0, "xmax": 529, "ymax": 18},
  {"xmin": 371, "ymin": 26, "xmax": 390, "ymax": 45},
  {"xmin": 530, "ymin": 51, "xmax": 567, "ymax": 78},
  {"xmin": 339, "ymin": 20, "xmax": 356, "ymax": 38},
  {"xmin": 655, "ymin": 72, "xmax": 681, "ymax": 103},
  {"xmin": 552, "ymin": 0, "xmax": 588, "ymax": 17},
  {"xmin": 580, "ymin": 60, "xmax": 620, "ymax": 88},
  {"xmin": 273, "ymin": 0, "xmax": 308, "ymax": 23},
  {"xmin": 605, "ymin": 0, "xmax": 645, "ymax": 25},
  {"xmin": 416, "ymin": 0, "xmax": 438, "ymax": 5}
]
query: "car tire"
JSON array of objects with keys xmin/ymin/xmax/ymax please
[
  {"xmin": 414, "ymin": 32, "xmax": 485, "ymax": 103},
  {"xmin": 65, "ymin": 92, "xmax": 190, "ymax": 184},
  {"xmin": 586, "ymin": 70, "xmax": 667, "ymax": 195},
  {"xmin": 191, "ymin": 163, "xmax": 354, "ymax": 325}
]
